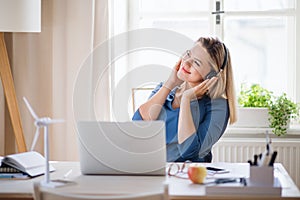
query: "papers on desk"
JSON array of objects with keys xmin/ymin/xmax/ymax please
[
  {"xmin": 198, "ymin": 163, "xmax": 282, "ymax": 197},
  {"xmin": 205, "ymin": 177, "xmax": 282, "ymax": 197}
]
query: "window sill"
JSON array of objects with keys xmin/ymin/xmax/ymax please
[{"xmin": 225, "ymin": 124, "xmax": 300, "ymax": 138}]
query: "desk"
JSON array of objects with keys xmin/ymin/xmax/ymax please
[{"xmin": 0, "ymin": 162, "xmax": 299, "ymax": 200}]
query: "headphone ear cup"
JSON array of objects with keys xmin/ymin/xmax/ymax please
[{"xmin": 205, "ymin": 71, "xmax": 217, "ymax": 80}]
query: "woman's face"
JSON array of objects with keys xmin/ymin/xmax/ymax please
[{"xmin": 177, "ymin": 43, "xmax": 212, "ymax": 86}]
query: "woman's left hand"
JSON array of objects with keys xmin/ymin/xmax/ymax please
[
  {"xmin": 183, "ymin": 77, "xmax": 218, "ymax": 100},
  {"xmin": 164, "ymin": 59, "xmax": 184, "ymax": 90}
]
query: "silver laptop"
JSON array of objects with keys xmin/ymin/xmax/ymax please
[{"xmin": 77, "ymin": 121, "xmax": 166, "ymax": 175}]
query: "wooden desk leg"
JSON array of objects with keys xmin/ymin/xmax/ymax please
[{"xmin": 0, "ymin": 32, "xmax": 27, "ymax": 153}]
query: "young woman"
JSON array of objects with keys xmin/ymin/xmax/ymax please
[{"xmin": 132, "ymin": 37, "xmax": 237, "ymax": 162}]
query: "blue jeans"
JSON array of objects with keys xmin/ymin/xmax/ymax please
[{"xmin": 175, "ymin": 151, "xmax": 212, "ymax": 163}]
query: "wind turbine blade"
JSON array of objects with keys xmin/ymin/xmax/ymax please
[
  {"xmin": 48, "ymin": 119, "xmax": 65, "ymax": 124},
  {"xmin": 30, "ymin": 127, "xmax": 40, "ymax": 151},
  {"xmin": 23, "ymin": 97, "xmax": 39, "ymax": 120}
]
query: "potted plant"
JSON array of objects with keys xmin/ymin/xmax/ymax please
[
  {"xmin": 268, "ymin": 93, "xmax": 299, "ymax": 136},
  {"xmin": 236, "ymin": 83, "xmax": 300, "ymax": 136},
  {"xmin": 238, "ymin": 84, "xmax": 273, "ymax": 107},
  {"xmin": 235, "ymin": 84, "xmax": 273, "ymax": 128}
]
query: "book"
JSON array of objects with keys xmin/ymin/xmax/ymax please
[
  {"xmin": 0, "ymin": 151, "xmax": 55, "ymax": 177},
  {"xmin": 205, "ymin": 177, "xmax": 282, "ymax": 197},
  {"xmin": 0, "ymin": 162, "xmax": 22, "ymax": 173},
  {"xmin": 0, "ymin": 173, "xmax": 29, "ymax": 179}
]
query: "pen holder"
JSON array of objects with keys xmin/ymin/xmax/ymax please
[{"xmin": 249, "ymin": 166, "xmax": 274, "ymax": 187}]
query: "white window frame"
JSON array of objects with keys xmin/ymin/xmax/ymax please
[
  {"xmin": 109, "ymin": 0, "xmax": 300, "ymax": 131},
  {"xmin": 296, "ymin": 2, "xmax": 300, "ymax": 103},
  {"xmin": 217, "ymin": 0, "xmax": 298, "ymax": 103},
  {"xmin": 120, "ymin": 0, "xmax": 300, "ymax": 101}
]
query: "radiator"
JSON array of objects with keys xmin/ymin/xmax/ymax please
[{"xmin": 212, "ymin": 138, "xmax": 300, "ymax": 188}]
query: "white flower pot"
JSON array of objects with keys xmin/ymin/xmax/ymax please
[{"xmin": 231, "ymin": 107, "xmax": 270, "ymax": 128}]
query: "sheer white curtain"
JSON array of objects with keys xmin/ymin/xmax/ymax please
[{"xmin": 1, "ymin": 0, "xmax": 110, "ymax": 160}]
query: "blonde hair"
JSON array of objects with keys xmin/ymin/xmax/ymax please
[{"xmin": 197, "ymin": 37, "xmax": 237, "ymax": 124}]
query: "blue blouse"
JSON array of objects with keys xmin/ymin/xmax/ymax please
[{"xmin": 132, "ymin": 82, "xmax": 229, "ymax": 162}]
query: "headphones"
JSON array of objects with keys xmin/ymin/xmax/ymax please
[{"xmin": 205, "ymin": 43, "xmax": 228, "ymax": 80}]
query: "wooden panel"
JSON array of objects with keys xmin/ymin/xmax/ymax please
[{"xmin": 0, "ymin": 32, "xmax": 27, "ymax": 153}]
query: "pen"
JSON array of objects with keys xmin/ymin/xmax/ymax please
[
  {"xmin": 0, "ymin": 173, "xmax": 28, "ymax": 179},
  {"xmin": 258, "ymin": 153, "xmax": 264, "ymax": 166},
  {"xmin": 63, "ymin": 169, "xmax": 73, "ymax": 179},
  {"xmin": 215, "ymin": 178, "xmax": 237, "ymax": 184},
  {"xmin": 266, "ymin": 143, "xmax": 270, "ymax": 155},
  {"xmin": 0, "ymin": 174, "xmax": 15, "ymax": 178},
  {"xmin": 265, "ymin": 130, "xmax": 271, "ymax": 155},
  {"xmin": 253, "ymin": 155, "xmax": 258, "ymax": 166},
  {"xmin": 258, "ymin": 151, "xmax": 269, "ymax": 166},
  {"xmin": 240, "ymin": 177, "xmax": 247, "ymax": 186},
  {"xmin": 247, "ymin": 160, "xmax": 253, "ymax": 166},
  {"xmin": 268, "ymin": 151, "xmax": 278, "ymax": 166}
]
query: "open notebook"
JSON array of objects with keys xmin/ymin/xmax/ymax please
[{"xmin": 0, "ymin": 151, "xmax": 55, "ymax": 177}]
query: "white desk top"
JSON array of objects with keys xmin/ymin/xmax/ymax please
[
  {"xmin": 168, "ymin": 162, "xmax": 300, "ymax": 199},
  {"xmin": 0, "ymin": 162, "xmax": 299, "ymax": 200}
]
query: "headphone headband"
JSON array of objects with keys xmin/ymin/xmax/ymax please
[{"xmin": 204, "ymin": 42, "xmax": 229, "ymax": 80}]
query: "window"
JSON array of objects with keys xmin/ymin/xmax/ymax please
[
  {"xmin": 110, "ymin": 0, "xmax": 299, "ymax": 121},
  {"xmin": 223, "ymin": 0, "xmax": 296, "ymax": 98}
]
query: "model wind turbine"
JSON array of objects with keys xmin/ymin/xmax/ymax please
[{"xmin": 23, "ymin": 97, "xmax": 64, "ymax": 187}]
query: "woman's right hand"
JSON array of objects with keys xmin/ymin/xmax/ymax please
[
  {"xmin": 164, "ymin": 59, "xmax": 184, "ymax": 90},
  {"xmin": 182, "ymin": 76, "xmax": 218, "ymax": 101}
]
